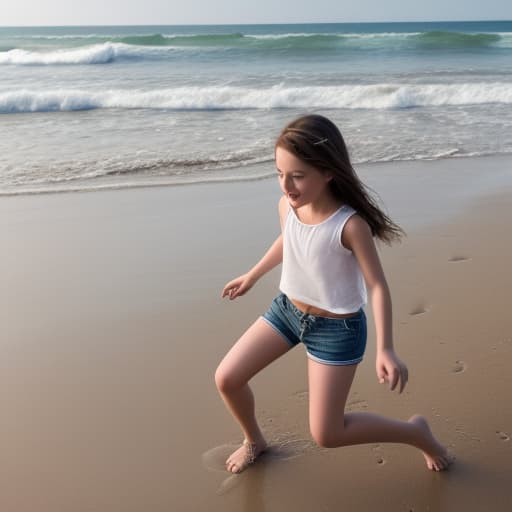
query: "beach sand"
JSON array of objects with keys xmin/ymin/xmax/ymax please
[{"xmin": 2, "ymin": 155, "xmax": 512, "ymax": 511}]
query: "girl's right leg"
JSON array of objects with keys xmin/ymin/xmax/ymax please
[{"xmin": 215, "ymin": 317, "xmax": 293, "ymax": 473}]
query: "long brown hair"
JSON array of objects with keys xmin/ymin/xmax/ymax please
[{"xmin": 275, "ymin": 114, "xmax": 404, "ymax": 244}]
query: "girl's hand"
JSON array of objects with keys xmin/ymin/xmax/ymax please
[
  {"xmin": 376, "ymin": 348, "xmax": 409, "ymax": 393},
  {"xmin": 221, "ymin": 273, "xmax": 256, "ymax": 300}
]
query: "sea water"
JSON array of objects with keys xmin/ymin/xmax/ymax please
[{"xmin": 1, "ymin": 21, "xmax": 511, "ymax": 195}]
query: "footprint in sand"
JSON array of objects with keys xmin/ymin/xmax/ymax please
[
  {"xmin": 448, "ymin": 256, "xmax": 471, "ymax": 263},
  {"xmin": 452, "ymin": 360, "xmax": 467, "ymax": 374},
  {"xmin": 292, "ymin": 390, "xmax": 309, "ymax": 402},
  {"xmin": 454, "ymin": 425, "xmax": 481, "ymax": 443},
  {"xmin": 409, "ymin": 306, "xmax": 430, "ymax": 317},
  {"xmin": 371, "ymin": 444, "xmax": 387, "ymax": 466},
  {"xmin": 496, "ymin": 431, "xmax": 510, "ymax": 442}
]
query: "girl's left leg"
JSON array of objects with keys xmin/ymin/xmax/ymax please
[{"xmin": 307, "ymin": 359, "xmax": 453, "ymax": 471}]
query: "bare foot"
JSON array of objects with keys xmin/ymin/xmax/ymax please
[
  {"xmin": 225, "ymin": 438, "xmax": 267, "ymax": 474},
  {"xmin": 408, "ymin": 414, "xmax": 454, "ymax": 471}
]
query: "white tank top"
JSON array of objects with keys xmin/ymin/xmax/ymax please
[{"xmin": 279, "ymin": 204, "xmax": 367, "ymax": 314}]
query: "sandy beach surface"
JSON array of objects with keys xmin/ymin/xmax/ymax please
[{"xmin": 2, "ymin": 155, "xmax": 512, "ymax": 511}]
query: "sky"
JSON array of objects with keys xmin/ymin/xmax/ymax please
[{"xmin": 3, "ymin": 0, "xmax": 512, "ymax": 26}]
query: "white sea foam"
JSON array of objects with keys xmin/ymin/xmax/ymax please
[
  {"xmin": 494, "ymin": 33, "xmax": 512, "ymax": 47},
  {"xmin": 0, "ymin": 43, "xmax": 118, "ymax": 65},
  {"xmin": 2, "ymin": 83, "xmax": 512, "ymax": 113},
  {"xmin": 0, "ymin": 42, "xmax": 176, "ymax": 65},
  {"xmin": 242, "ymin": 32, "xmax": 419, "ymax": 39}
]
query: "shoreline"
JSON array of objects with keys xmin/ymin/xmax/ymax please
[
  {"xmin": 2, "ymin": 154, "xmax": 512, "ymax": 511},
  {"xmin": 1, "ymin": 151, "xmax": 511, "ymax": 199}
]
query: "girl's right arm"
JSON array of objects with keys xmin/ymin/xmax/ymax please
[{"xmin": 221, "ymin": 196, "xmax": 288, "ymax": 300}]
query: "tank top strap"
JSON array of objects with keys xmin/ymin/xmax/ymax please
[{"xmin": 333, "ymin": 206, "xmax": 357, "ymax": 246}]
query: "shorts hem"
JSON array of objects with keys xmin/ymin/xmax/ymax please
[
  {"xmin": 306, "ymin": 351, "xmax": 363, "ymax": 366},
  {"xmin": 260, "ymin": 316, "xmax": 297, "ymax": 348}
]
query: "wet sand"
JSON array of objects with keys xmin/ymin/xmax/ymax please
[{"xmin": 1, "ymin": 155, "xmax": 512, "ymax": 511}]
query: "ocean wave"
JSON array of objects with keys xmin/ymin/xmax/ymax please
[
  {"xmin": 119, "ymin": 32, "xmax": 247, "ymax": 46},
  {"xmin": 2, "ymin": 83, "xmax": 512, "ymax": 113},
  {"xmin": 413, "ymin": 31, "xmax": 502, "ymax": 48},
  {"xmin": 247, "ymin": 32, "xmax": 419, "ymax": 40},
  {"xmin": 0, "ymin": 43, "xmax": 125, "ymax": 65},
  {"xmin": 2, "ymin": 30, "xmax": 508, "ymax": 62},
  {"xmin": 0, "ymin": 42, "xmax": 186, "ymax": 65},
  {"xmin": 244, "ymin": 31, "xmax": 508, "ymax": 50},
  {"xmin": 0, "ymin": 32, "xmax": 351, "ymax": 57},
  {"xmin": 169, "ymin": 30, "xmax": 508, "ymax": 50}
]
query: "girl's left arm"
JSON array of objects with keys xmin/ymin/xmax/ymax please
[{"xmin": 342, "ymin": 215, "xmax": 409, "ymax": 393}]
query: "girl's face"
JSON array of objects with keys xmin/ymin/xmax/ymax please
[{"xmin": 275, "ymin": 146, "xmax": 332, "ymax": 208}]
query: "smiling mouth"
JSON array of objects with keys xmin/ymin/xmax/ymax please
[{"xmin": 288, "ymin": 193, "xmax": 299, "ymax": 200}]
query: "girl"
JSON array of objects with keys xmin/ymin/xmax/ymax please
[{"xmin": 215, "ymin": 114, "xmax": 453, "ymax": 474}]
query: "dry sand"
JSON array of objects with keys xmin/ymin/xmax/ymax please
[{"xmin": 1, "ymin": 155, "xmax": 512, "ymax": 511}]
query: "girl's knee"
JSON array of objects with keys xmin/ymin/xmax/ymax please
[
  {"xmin": 214, "ymin": 365, "xmax": 230, "ymax": 393},
  {"xmin": 214, "ymin": 364, "xmax": 244, "ymax": 394},
  {"xmin": 310, "ymin": 424, "xmax": 344, "ymax": 448}
]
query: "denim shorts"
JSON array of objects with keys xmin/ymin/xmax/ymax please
[{"xmin": 261, "ymin": 293, "xmax": 367, "ymax": 366}]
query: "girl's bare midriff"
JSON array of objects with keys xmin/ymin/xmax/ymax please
[{"xmin": 289, "ymin": 297, "xmax": 359, "ymax": 318}]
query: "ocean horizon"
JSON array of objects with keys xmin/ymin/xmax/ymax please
[{"xmin": 2, "ymin": 19, "xmax": 511, "ymax": 27}]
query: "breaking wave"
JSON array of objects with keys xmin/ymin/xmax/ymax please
[
  {"xmin": 2, "ymin": 82, "xmax": 512, "ymax": 113},
  {"xmin": 0, "ymin": 42, "xmax": 177, "ymax": 65}
]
